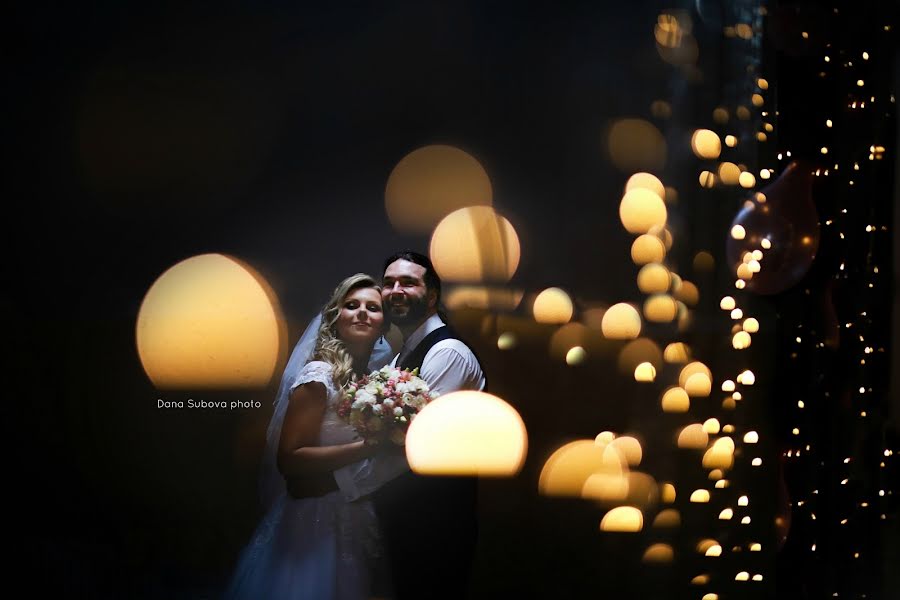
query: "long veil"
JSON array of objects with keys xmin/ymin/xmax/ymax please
[{"xmin": 258, "ymin": 315, "xmax": 395, "ymax": 510}]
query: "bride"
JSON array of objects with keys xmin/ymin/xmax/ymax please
[{"xmin": 224, "ymin": 273, "xmax": 396, "ymax": 599}]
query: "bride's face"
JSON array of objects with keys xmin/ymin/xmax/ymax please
[{"xmin": 335, "ymin": 287, "xmax": 384, "ymax": 345}]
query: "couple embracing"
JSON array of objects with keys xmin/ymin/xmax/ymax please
[{"xmin": 225, "ymin": 251, "xmax": 484, "ymax": 599}]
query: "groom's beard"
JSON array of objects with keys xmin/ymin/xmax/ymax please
[{"xmin": 387, "ymin": 294, "xmax": 428, "ymax": 327}]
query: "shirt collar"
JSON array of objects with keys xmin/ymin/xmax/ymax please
[{"xmin": 401, "ymin": 313, "xmax": 445, "ymax": 354}]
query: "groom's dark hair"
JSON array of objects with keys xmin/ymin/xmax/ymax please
[{"xmin": 383, "ymin": 250, "xmax": 442, "ymax": 304}]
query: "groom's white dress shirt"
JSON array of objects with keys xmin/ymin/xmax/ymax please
[{"xmin": 333, "ymin": 314, "xmax": 485, "ymax": 501}]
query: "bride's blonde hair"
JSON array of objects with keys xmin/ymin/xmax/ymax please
[{"xmin": 312, "ymin": 273, "xmax": 382, "ymax": 389}]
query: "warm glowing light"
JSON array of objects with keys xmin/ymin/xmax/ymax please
[
  {"xmin": 619, "ymin": 188, "xmax": 668, "ymax": 234},
  {"xmin": 602, "ymin": 303, "xmax": 642, "ymax": 339},
  {"xmin": 637, "ymin": 263, "xmax": 671, "ymax": 293},
  {"xmin": 690, "ymin": 489, "xmax": 710, "ymax": 503},
  {"xmin": 738, "ymin": 495, "xmax": 749, "ymax": 506},
  {"xmin": 610, "ymin": 436, "xmax": 643, "ymax": 466},
  {"xmin": 539, "ymin": 440, "xmax": 623, "ymax": 497},
  {"xmin": 600, "ymin": 507, "xmax": 643, "ymax": 532},
  {"xmin": 750, "ymin": 543, "xmax": 762, "ymax": 551},
  {"xmin": 679, "ymin": 361, "xmax": 712, "ymax": 387},
  {"xmin": 386, "ymin": 145, "xmax": 492, "ymax": 234},
  {"xmin": 702, "ymin": 437, "xmax": 735, "ymax": 470},
  {"xmin": 761, "ymin": 238, "xmax": 772, "ymax": 249},
  {"xmin": 713, "ymin": 107, "xmax": 729, "ymax": 123},
  {"xmin": 136, "ymin": 254, "xmax": 286, "ymax": 389},
  {"xmin": 703, "ymin": 418, "xmax": 721, "ymax": 434},
  {"xmin": 644, "ymin": 294, "xmax": 678, "ymax": 322},
  {"xmin": 675, "ymin": 281, "xmax": 699, "ymax": 306},
  {"xmin": 625, "ymin": 172, "xmax": 665, "ymax": 199},
  {"xmin": 634, "ymin": 362, "xmax": 657, "ymax": 382},
  {"xmin": 717, "ymin": 162, "xmax": 740, "ymax": 185},
  {"xmin": 617, "ymin": 338, "xmax": 662, "ymax": 375},
  {"xmin": 652, "ymin": 510, "xmax": 680, "ymax": 528},
  {"xmin": 699, "ymin": 170, "xmax": 716, "ymax": 188},
  {"xmin": 444, "ymin": 286, "xmax": 524, "ymax": 311},
  {"xmin": 705, "ymin": 544, "xmax": 723, "ymax": 557},
  {"xmin": 725, "ymin": 134, "xmax": 737, "ymax": 147},
  {"xmin": 743, "ymin": 431, "xmax": 759, "ymax": 443},
  {"xmin": 691, "ymin": 129, "xmax": 722, "ymax": 159},
  {"xmin": 497, "ymin": 332, "xmax": 517, "ymax": 350},
  {"xmin": 677, "ymin": 424, "xmax": 708, "ymax": 449},
  {"xmin": 732, "ymin": 331, "xmax": 752, "ymax": 349},
  {"xmin": 757, "ymin": 78, "xmax": 769, "ymax": 90},
  {"xmin": 532, "ymin": 287, "xmax": 574, "ymax": 324},
  {"xmin": 430, "ymin": 206, "xmax": 520, "ymax": 283},
  {"xmin": 661, "ymin": 483, "xmax": 676, "ymax": 503},
  {"xmin": 752, "ymin": 457, "xmax": 762, "ymax": 466},
  {"xmin": 608, "ymin": 119, "xmax": 667, "ymax": 172},
  {"xmin": 631, "ymin": 234, "xmax": 667, "ymax": 264},
  {"xmin": 663, "ymin": 342, "xmax": 691, "ymax": 363},
  {"xmin": 566, "ymin": 346, "xmax": 587, "ymax": 366},
  {"xmin": 685, "ymin": 373, "xmax": 712, "ymax": 397},
  {"xmin": 739, "ymin": 171, "xmax": 756, "ymax": 188},
  {"xmin": 720, "ymin": 296, "xmax": 736, "ymax": 310},
  {"xmin": 406, "ymin": 391, "xmax": 527, "ymax": 476},
  {"xmin": 751, "ymin": 93, "xmax": 764, "ymax": 107},
  {"xmin": 643, "ymin": 543, "xmax": 674, "ymax": 562},
  {"xmin": 722, "ymin": 380, "xmax": 736, "ymax": 392},
  {"xmin": 736, "ymin": 572, "xmax": 750, "ymax": 581},
  {"xmin": 730, "ymin": 225, "xmax": 746, "ymax": 240},
  {"xmin": 731, "ymin": 308, "xmax": 743, "ymax": 320},
  {"xmin": 738, "ymin": 370, "xmax": 756, "ymax": 385},
  {"xmin": 693, "ymin": 251, "xmax": 715, "ymax": 272},
  {"xmin": 661, "ymin": 387, "xmax": 690, "ymax": 413},
  {"xmin": 720, "ymin": 508, "xmax": 734, "ymax": 520},
  {"xmin": 743, "ymin": 318, "xmax": 760, "ymax": 333}
]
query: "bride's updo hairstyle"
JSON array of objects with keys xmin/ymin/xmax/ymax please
[{"xmin": 313, "ymin": 273, "xmax": 382, "ymax": 389}]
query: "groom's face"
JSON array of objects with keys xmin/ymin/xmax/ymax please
[{"xmin": 382, "ymin": 259, "xmax": 434, "ymax": 326}]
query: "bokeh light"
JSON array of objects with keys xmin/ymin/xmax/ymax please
[
  {"xmin": 619, "ymin": 188, "xmax": 668, "ymax": 234},
  {"xmin": 661, "ymin": 386, "xmax": 690, "ymax": 413},
  {"xmin": 136, "ymin": 254, "xmax": 286, "ymax": 389},
  {"xmin": 607, "ymin": 119, "xmax": 667, "ymax": 172},
  {"xmin": 677, "ymin": 424, "xmax": 709, "ymax": 449},
  {"xmin": 386, "ymin": 145, "xmax": 492, "ymax": 233},
  {"xmin": 617, "ymin": 338, "xmax": 663, "ymax": 374},
  {"xmin": 663, "ymin": 342, "xmax": 691, "ymax": 363},
  {"xmin": 625, "ymin": 172, "xmax": 665, "ymax": 199},
  {"xmin": 429, "ymin": 206, "xmax": 520, "ymax": 282},
  {"xmin": 644, "ymin": 294, "xmax": 678, "ymax": 322},
  {"xmin": 533, "ymin": 287, "xmax": 574, "ymax": 324},
  {"xmin": 643, "ymin": 543, "xmax": 674, "ymax": 562},
  {"xmin": 631, "ymin": 234, "xmax": 667, "ymax": 264},
  {"xmin": 539, "ymin": 440, "xmax": 625, "ymax": 497},
  {"xmin": 599, "ymin": 506, "xmax": 644, "ymax": 532},
  {"xmin": 637, "ymin": 263, "xmax": 671, "ymax": 293},
  {"xmin": 601, "ymin": 303, "xmax": 642, "ymax": 339},
  {"xmin": 691, "ymin": 129, "xmax": 722, "ymax": 159}
]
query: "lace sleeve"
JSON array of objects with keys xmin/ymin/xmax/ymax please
[{"xmin": 290, "ymin": 361, "xmax": 335, "ymax": 395}]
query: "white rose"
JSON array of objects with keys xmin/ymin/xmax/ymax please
[
  {"xmin": 355, "ymin": 390, "xmax": 376, "ymax": 405},
  {"xmin": 393, "ymin": 407, "xmax": 403, "ymax": 417},
  {"xmin": 364, "ymin": 382, "xmax": 381, "ymax": 395}
]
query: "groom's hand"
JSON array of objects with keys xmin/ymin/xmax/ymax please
[{"xmin": 285, "ymin": 473, "xmax": 339, "ymax": 499}]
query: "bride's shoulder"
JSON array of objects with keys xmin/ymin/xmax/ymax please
[{"xmin": 292, "ymin": 360, "xmax": 334, "ymax": 390}]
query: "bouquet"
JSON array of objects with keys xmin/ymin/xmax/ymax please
[{"xmin": 337, "ymin": 365, "xmax": 437, "ymax": 445}]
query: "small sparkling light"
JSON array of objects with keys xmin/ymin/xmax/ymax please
[
  {"xmin": 863, "ymin": 51, "xmax": 869, "ymax": 60},
  {"xmin": 752, "ymin": 458, "xmax": 762, "ymax": 466},
  {"xmin": 720, "ymin": 296, "xmax": 736, "ymax": 310},
  {"xmin": 752, "ymin": 575, "xmax": 763, "ymax": 582},
  {"xmin": 825, "ymin": 56, "xmax": 830, "ymax": 62},
  {"xmin": 798, "ymin": 400, "xmax": 805, "ymax": 408},
  {"xmin": 821, "ymin": 147, "xmax": 829, "ymax": 154},
  {"xmin": 566, "ymin": 346, "xmax": 587, "ymax": 366},
  {"xmin": 733, "ymin": 392, "xmax": 742, "ymax": 400},
  {"xmin": 801, "ymin": 31, "xmax": 809, "ymax": 39},
  {"xmin": 735, "ymin": 280, "xmax": 746, "ymax": 290},
  {"xmin": 743, "ymin": 318, "xmax": 760, "ymax": 334},
  {"xmin": 719, "ymin": 508, "xmax": 733, "ymax": 520},
  {"xmin": 738, "ymin": 495, "xmax": 749, "ymax": 506},
  {"xmin": 736, "ymin": 571, "xmax": 750, "ymax": 581},
  {"xmin": 751, "ymin": 93, "xmax": 764, "ymax": 107},
  {"xmin": 722, "ymin": 380, "xmax": 735, "ymax": 392},
  {"xmin": 826, "ymin": 119, "xmax": 833, "ymax": 127},
  {"xmin": 760, "ymin": 169, "xmax": 770, "ymax": 179},
  {"xmin": 761, "ymin": 238, "xmax": 772, "ymax": 249},
  {"xmin": 792, "ymin": 428, "xmax": 800, "ymax": 435},
  {"xmin": 741, "ymin": 516, "xmax": 751, "ymax": 524},
  {"xmin": 725, "ymin": 135, "xmax": 737, "ymax": 147},
  {"xmin": 731, "ymin": 308, "xmax": 744, "ymax": 320},
  {"xmin": 744, "ymin": 431, "xmax": 759, "ymax": 443},
  {"xmin": 750, "ymin": 543, "xmax": 762, "ymax": 551},
  {"xmin": 857, "ymin": 79, "xmax": 865, "ymax": 87},
  {"xmin": 757, "ymin": 78, "xmax": 769, "ymax": 89}
]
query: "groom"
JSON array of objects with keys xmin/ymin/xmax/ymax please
[{"xmin": 373, "ymin": 250, "xmax": 485, "ymax": 599}]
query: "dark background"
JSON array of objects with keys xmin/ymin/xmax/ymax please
[{"xmin": 8, "ymin": 1, "xmax": 896, "ymax": 598}]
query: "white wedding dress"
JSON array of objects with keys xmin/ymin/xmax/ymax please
[{"xmin": 223, "ymin": 361, "xmax": 386, "ymax": 600}]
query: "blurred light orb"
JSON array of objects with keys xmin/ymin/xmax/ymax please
[
  {"xmin": 739, "ymin": 171, "xmax": 757, "ymax": 188},
  {"xmin": 736, "ymin": 263, "xmax": 754, "ymax": 280},
  {"xmin": 406, "ymin": 391, "xmax": 527, "ymax": 476},
  {"xmin": 684, "ymin": 373, "xmax": 712, "ymax": 397},
  {"xmin": 732, "ymin": 331, "xmax": 752, "ymax": 349},
  {"xmin": 713, "ymin": 107, "xmax": 729, "ymax": 123},
  {"xmin": 720, "ymin": 296, "xmax": 737, "ymax": 310},
  {"xmin": 625, "ymin": 172, "xmax": 666, "ymax": 199},
  {"xmin": 136, "ymin": 254, "xmax": 285, "ymax": 389},
  {"xmin": 608, "ymin": 119, "xmax": 667, "ymax": 172},
  {"xmin": 619, "ymin": 188, "xmax": 668, "ymax": 234},
  {"xmin": 750, "ymin": 542, "xmax": 762, "ymax": 551},
  {"xmin": 444, "ymin": 286, "xmax": 524, "ymax": 311},
  {"xmin": 637, "ymin": 264, "xmax": 671, "ymax": 293},
  {"xmin": 718, "ymin": 162, "xmax": 741, "ymax": 185},
  {"xmin": 549, "ymin": 322, "xmax": 588, "ymax": 360},
  {"xmin": 644, "ymin": 294, "xmax": 678, "ymax": 322},
  {"xmin": 664, "ymin": 342, "xmax": 691, "ymax": 363},
  {"xmin": 758, "ymin": 78, "xmax": 769, "ymax": 90},
  {"xmin": 743, "ymin": 318, "xmax": 760, "ymax": 333},
  {"xmin": 702, "ymin": 437, "xmax": 735, "ymax": 469},
  {"xmin": 738, "ymin": 370, "xmax": 756, "ymax": 385},
  {"xmin": 595, "ymin": 431, "xmax": 616, "ymax": 445},
  {"xmin": 617, "ymin": 338, "xmax": 663, "ymax": 374},
  {"xmin": 653, "ymin": 509, "xmax": 681, "ymax": 528},
  {"xmin": 602, "ymin": 303, "xmax": 642, "ymax": 339},
  {"xmin": 703, "ymin": 418, "xmax": 721, "ymax": 434},
  {"xmin": 600, "ymin": 507, "xmax": 644, "ymax": 532},
  {"xmin": 693, "ymin": 251, "xmax": 715, "ymax": 272},
  {"xmin": 566, "ymin": 346, "xmax": 587, "ymax": 366},
  {"xmin": 661, "ymin": 387, "xmax": 690, "ymax": 413},
  {"xmin": 631, "ymin": 234, "xmax": 667, "ymax": 264},
  {"xmin": 634, "ymin": 362, "xmax": 657, "ymax": 382},
  {"xmin": 661, "ymin": 483, "xmax": 676, "ymax": 503},
  {"xmin": 725, "ymin": 134, "xmax": 738, "ymax": 147},
  {"xmin": 744, "ymin": 431, "xmax": 759, "ymax": 443},
  {"xmin": 708, "ymin": 469, "xmax": 723, "ymax": 481},
  {"xmin": 643, "ymin": 543, "xmax": 674, "ymax": 563},
  {"xmin": 539, "ymin": 440, "xmax": 624, "ymax": 497},
  {"xmin": 581, "ymin": 472, "xmax": 629, "ymax": 502},
  {"xmin": 430, "ymin": 206, "xmax": 520, "ymax": 283},
  {"xmin": 610, "ymin": 436, "xmax": 643, "ymax": 466},
  {"xmin": 679, "ymin": 361, "xmax": 712, "ymax": 384},
  {"xmin": 386, "ymin": 145, "xmax": 492, "ymax": 234},
  {"xmin": 675, "ymin": 281, "xmax": 699, "ymax": 306},
  {"xmin": 690, "ymin": 489, "xmax": 711, "ymax": 503},
  {"xmin": 533, "ymin": 287, "xmax": 574, "ymax": 324},
  {"xmin": 497, "ymin": 332, "xmax": 517, "ymax": 350},
  {"xmin": 736, "ymin": 572, "xmax": 750, "ymax": 581},
  {"xmin": 722, "ymin": 380, "xmax": 736, "ymax": 392},
  {"xmin": 699, "ymin": 170, "xmax": 717, "ymax": 188},
  {"xmin": 751, "ymin": 93, "xmax": 764, "ymax": 107},
  {"xmin": 722, "ymin": 424, "xmax": 734, "ymax": 434},
  {"xmin": 705, "ymin": 544, "xmax": 723, "ymax": 557},
  {"xmin": 722, "ymin": 397, "xmax": 737, "ymax": 410},
  {"xmin": 650, "ymin": 100, "xmax": 672, "ymax": 119},
  {"xmin": 691, "ymin": 129, "xmax": 722, "ymax": 159},
  {"xmin": 720, "ymin": 508, "xmax": 734, "ymax": 520},
  {"xmin": 693, "ymin": 575, "xmax": 711, "ymax": 586},
  {"xmin": 677, "ymin": 424, "xmax": 709, "ymax": 449}
]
